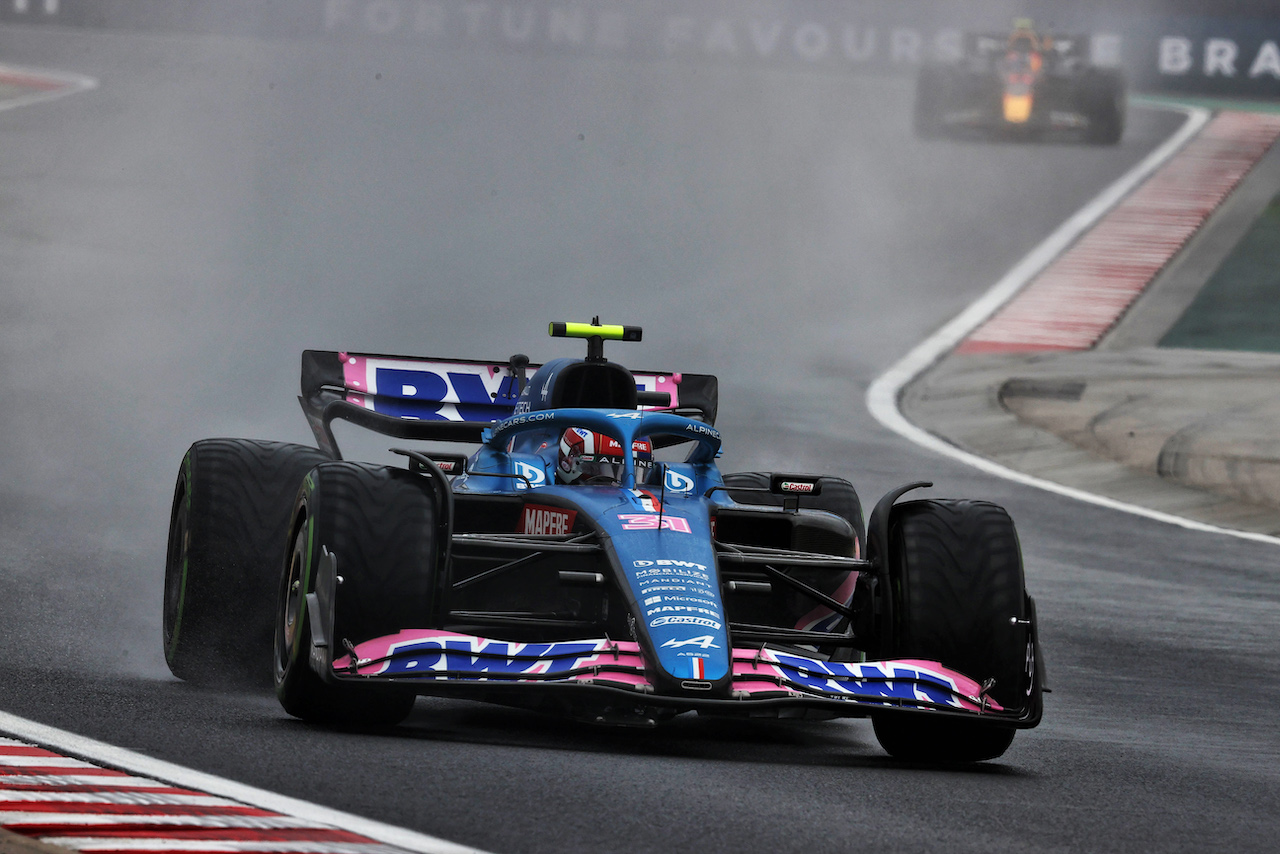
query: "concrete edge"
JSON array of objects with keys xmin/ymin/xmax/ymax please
[
  {"xmin": 864, "ymin": 103, "xmax": 1280, "ymax": 541},
  {"xmin": 900, "ymin": 350, "xmax": 1280, "ymax": 537},
  {"xmin": 0, "ymin": 830, "xmax": 68, "ymax": 854}
]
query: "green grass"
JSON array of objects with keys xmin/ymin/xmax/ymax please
[
  {"xmin": 1161, "ymin": 191, "xmax": 1280, "ymax": 352},
  {"xmin": 1133, "ymin": 94, "xmax": 1280, "ymax": 115}
]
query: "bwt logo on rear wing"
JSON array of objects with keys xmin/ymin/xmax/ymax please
[
  {"xmin": 297, "ymin": 349, "xmax": 719, "ymax": 457},
  {"xmin": 338, "ymin": 353, "xmax": 521, "ymax": 423}
]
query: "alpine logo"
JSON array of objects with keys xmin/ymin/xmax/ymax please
[
  {"xmin": 618, "ymin": 514, "xmax": 692, "ymax": 533},
  {"xmin": 514, "ymin": 461, "xmax": 547, "ymax": 489},
  {"xmin": 664, "ymin": 469, "xmax": 695, "ymax": 493},
  {"xmin": 661, "ymin": 635, "xmax": 720, "ymax": 650},
  {"xmin": 520, "ymin": 504, "xmax": 576, "ymax": 535}
]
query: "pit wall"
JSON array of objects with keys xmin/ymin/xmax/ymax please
[{"xmin": 1, "ymin": 0, "xmax": 1278, "ymax": 98}]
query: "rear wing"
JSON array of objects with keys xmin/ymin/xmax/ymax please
[
  {"xmin": 299, "ymin": 350, "xmax": 718, "ymax": 459},
  {"xmin": 965, "ymin": 31, "xmax": 1090, "ymax": 59}
]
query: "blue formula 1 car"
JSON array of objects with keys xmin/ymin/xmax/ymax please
[{"xmin": 163, "ymin": 321, "xmax": 1044, "ymax": 762}]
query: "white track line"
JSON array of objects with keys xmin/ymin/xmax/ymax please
[
  {"xmin": 0, "ymin": 63, "xmax": 97, "ymax": 111},
  {"xmin": 0, "ymin": 712, "xmax": 490, "ymax": 854},
  {"xmin": 866, "ymin": 103, "xmax": 1280, "ymax": 547}
]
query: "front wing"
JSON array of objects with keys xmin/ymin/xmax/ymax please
[
  {"xmin": 329, "ymin": 630, "xmax": 1038, "ymax": 726},
  {"xmin": 932, "ymin": 79, "xmax": 1094, "ymax": 134}
]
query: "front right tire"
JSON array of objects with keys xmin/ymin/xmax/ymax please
[{"xmin": 872, "ymin": 498, "xmax": 1028, "ymax": 762}]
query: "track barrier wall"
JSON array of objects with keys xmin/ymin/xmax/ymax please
[{"xmin": 0, "ymin": 1, "xmax": 1278, "ymax": 97}]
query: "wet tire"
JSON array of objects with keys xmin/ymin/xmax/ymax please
[
  {"xmin": 274, "ymin": 461, "xmax": 438, "ymax": 726},
  {"xmin": 872, "ymin": 713, "xmax": 1015, "ymax": 763},
  {"xmin": 163, "ymin": 439, "xmax": 330, "ymax": 686},
  {"xmin": 872, "ymin": 498, "xmax": 1026, "ymax": 762},
  {"xmin": 1082, "ymin": 71, "xmax": 1125, "ymax": 145}
]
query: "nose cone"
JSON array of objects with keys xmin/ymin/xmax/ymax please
[
  {"xmin": 608, "ymin": 499, "xmax": 731, "ymax": 687},
  {"xmin": 624, "ymin": 538, "xmax": 730, "ymax": 683}
]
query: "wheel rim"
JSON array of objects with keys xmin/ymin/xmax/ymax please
[{"xmin": 277, "ymin": 526, "xmax": 307, "ymax": 677}]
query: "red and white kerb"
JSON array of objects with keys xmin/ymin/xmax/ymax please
[
  {"xmin": 0, "ymin": 738, "xmax": 408, "ymax": 854},
  {"xmin": 957, "ymin": 111, "xmax": 1280, "ymax": 353}
]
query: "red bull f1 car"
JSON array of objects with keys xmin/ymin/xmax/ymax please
[
  {"xmin": 163, "ymin": 321, "xmax": 1045, "ymax": 762},
  {"xmin": 914, "ymin": 21, "xmax": 1125, "ymax": 144}
]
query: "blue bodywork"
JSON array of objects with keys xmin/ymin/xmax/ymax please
[{"xmin": 455, "ymin": 405, "xmax": 732, "ymax": 686}]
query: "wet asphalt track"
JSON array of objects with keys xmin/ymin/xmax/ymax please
[{"xmin": 0, "ymin": 26, "xmax": 1277, "ymax": 854}]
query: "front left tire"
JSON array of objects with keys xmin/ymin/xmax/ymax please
[{"xmin": 274, "ymin": 461, "xmax": 440, "ymax": 725}]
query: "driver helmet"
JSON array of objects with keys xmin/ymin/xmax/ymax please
[
  {"xmin": 1008, "ymin": 19, "xmax": 1042, "ymax": 53},
  {"xmin": 557, "ymin": 428, "xmax": 653, "ymax": 485}
]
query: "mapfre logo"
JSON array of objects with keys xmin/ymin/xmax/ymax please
[{"xmin": 519, "ymin": 505, "xmax": 576, "ymax": 535}]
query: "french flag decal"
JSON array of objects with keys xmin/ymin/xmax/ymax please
[{"xmin": 691, "ymin": 657, "xmax": 705, "ymax": 679}]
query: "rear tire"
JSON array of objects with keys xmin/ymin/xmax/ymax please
[
  {"xmin": 873, "ymin": 498, "xmax": 1027, "ymax": 762},
  {"xmin": 274, "ymin": 462, "xmax": 438, "ymax": 726},
  {"xmin": 163, "ymin": 439, "xmax": 329, "ymax": 687},
  {"xmin": 1082, "ymin": 71, "xmax": 1125, "ymax": 145}
]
